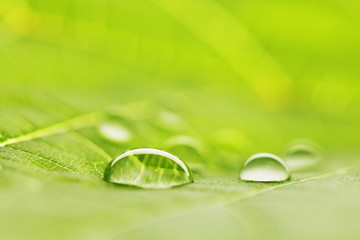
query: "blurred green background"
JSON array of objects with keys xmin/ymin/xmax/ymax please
[
  {"xmin": 1, "ymin": 0, "xmax": 359, "ymax": 154},
  {"xmin": 1, "ymin": 1, "xmax": 360, "ymax": 240}
]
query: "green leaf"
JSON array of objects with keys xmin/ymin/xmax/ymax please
[
  {"xmin": 0, "ymin": 0, "xmax": 359, "ymax": 239},
  {"xmin": 0, "ymin": 90, "xmax": 358, "ymax": 240}
]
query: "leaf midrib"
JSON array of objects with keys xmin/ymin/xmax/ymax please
[{"xmin": 0, "ymin": 111, "xmax": 104, "ymax": 147}]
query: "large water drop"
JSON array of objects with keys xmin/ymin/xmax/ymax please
[
  {"xmin": 240, "ymin": 153, "xmax": 290, "ymax": 182},
  {"xmin": 104, "ymin": 148, "xmax": 193, "ymax": 189}
]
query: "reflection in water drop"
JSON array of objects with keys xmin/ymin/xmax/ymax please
[
  {"xmin": 240, "ymin": 153, "xmax": 290, "ymax": 182},
  {"xmin": 104, "ymin": 148, "xmax": 193, "ymax": 189},
  {"xmin": 99, "ymin": 122, "xmax": 131, "ymax": 143},
  {"xmin": 284, "ymin": 140, "xmax": 323, "ymax": 171}
]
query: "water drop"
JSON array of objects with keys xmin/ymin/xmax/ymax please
[
  {"xmin": 160, "ymin": 111, "xmax": 182, "ymax": 125},
  {"xmin": 98, "ymin": 121, "xmax": 131, "ymax": 143},
  {"xmin": 104, "ymin": 148, "xmax": 194, "ymax": 189},
  {"xmin": 154, "ymin": 110, "xmax": 185, "ymax": 133},
  {"xmin": 240, "ymin": 153, "xmax": 290, "ymax": 182},
  {"xmin": 283, "ymin": 140, "xmax": 323, "ymax": 171}
]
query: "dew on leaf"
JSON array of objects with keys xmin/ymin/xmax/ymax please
[
  {"xmin": 98, "ymin": 121, "xmax": 131, "ymax": 143},
  {"xmin": 104, "ymin": 148, "xmax": 194, "ymax": 189},
  {"xmin": 240, "ymin": 153, "xmax": 290, "ymax": 182},
  {"xmin": 160, "ymin": 111, "xmax": 182, "ymax": 126},
  {"xmin": 283, "ymin": 140, "xmax": 323, "ymax": 171},
  {"xmin": 154, "ymin": 110, "xmax": 185, "ymax": 133}
]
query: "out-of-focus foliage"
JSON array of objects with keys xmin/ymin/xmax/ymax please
[
  {"xmin": 0, "ymin": 0, "xmax": 359, "ymax": 151},
  {"xmin": 0, "ymin": 0, "xmax": 359, "ymax": 240}
]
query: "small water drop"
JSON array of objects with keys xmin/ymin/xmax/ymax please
[
  {"xmin": 240, "ymin": 153, "xmax": 290, "ymax": 182},
  {"xmin": 155, "ymin": 110, "xmax": 185, "ymax": 133},
  {"xmin": 283, "ymin": 140, "xmax": 323, "ymax": 171},
  {"xmin": 160, "ymin": 111, "xmax": 181, "ymax": 125},
  {"xmin": 98, "ymin": 121, "xmax": 131, "ymax": 143},
  {"xmin": 104, "ymin": 148, "xmax": 194, "ymax": 189}
]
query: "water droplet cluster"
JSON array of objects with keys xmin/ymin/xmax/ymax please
[{"xmin": 100, "ymin": 106, "xmax": 323, "ymax": 188}]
